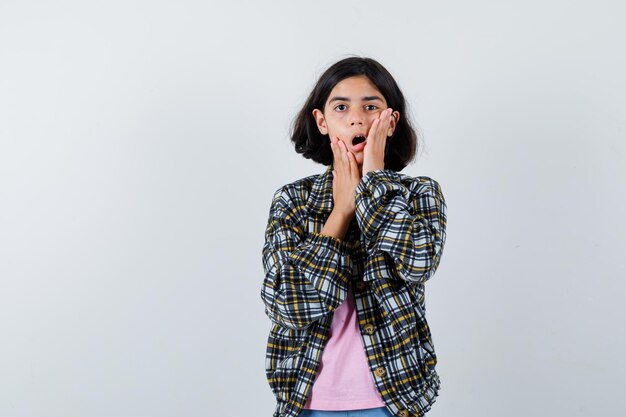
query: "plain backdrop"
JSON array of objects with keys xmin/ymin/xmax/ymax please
[{"xmin": 1, "ymin": 1, "xmax": 625, "ymax": 416}]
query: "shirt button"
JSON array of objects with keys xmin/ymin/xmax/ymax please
[
  {"xmin": 374, "ymin": 366, "xmax": 386, "ymax": 378},
  {"xmin": 355, "ymin": 281, "xmax": 367, "ymax": 290},
  {"xmin": 363, "ymin": 323, "xmax": 375, "ymax": 334},
  {"xmin": 398, "ymin": 409, "xmax": 410, "ymax": 417}
]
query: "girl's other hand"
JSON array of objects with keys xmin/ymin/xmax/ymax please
[
  {"xmin": 330, "ymin": 136, "xmax": 361, "ymax": 219},
  {"xmin": 362, "ymin": 107, "xmax": 394, "ymax": 177}
]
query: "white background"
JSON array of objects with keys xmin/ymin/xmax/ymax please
[{"xmin": 1, "ymin": 1, "xmax": 624, "ymax": 416}]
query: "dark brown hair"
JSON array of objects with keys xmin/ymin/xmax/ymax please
[{"xmin": 290, "ymin": 56, "xmax": 420, "ymax": 172}]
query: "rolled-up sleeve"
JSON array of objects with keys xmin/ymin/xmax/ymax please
[
  {"xmin": 260, "ymin": 188, "xmax": 353, "ymax": 330},
  {"xmin": 355, "ymin": 169, "xmax": 447, "ymax": 285}
]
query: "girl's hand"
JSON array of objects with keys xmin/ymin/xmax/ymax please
[
  {"xmin": 362, "ymin": 107, "xmax": 395, "ymax": 177},
  {"xmin": 330, "ymin": 136, "xmax": 361, "ymax": 219}
]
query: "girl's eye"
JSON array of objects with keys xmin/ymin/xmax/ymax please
[{"xmin": 335, "ymin": 104, "xmax": 378, "ymax": 111}]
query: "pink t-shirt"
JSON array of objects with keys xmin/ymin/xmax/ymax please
[{"xmin": 303, "ymin": 285, "xmax": 386, "ymax": 410}]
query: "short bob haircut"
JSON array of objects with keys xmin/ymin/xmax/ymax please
[{"xmin": 290, "ymin": 56, "xmax": 419, "ymax": 172}]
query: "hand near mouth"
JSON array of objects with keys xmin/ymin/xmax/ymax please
[
  {"xmin": 362, "ymin": 107, "xmax": 395, "ymax": 177},
  {"xmin": 329, "ymin": 135, "xmax": 361, "ymax": 219}
]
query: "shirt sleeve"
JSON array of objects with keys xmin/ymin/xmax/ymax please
[
  {"xmin": 355, "ymin": 169, "xmax": 447, "ymax": 285},
  {"xmin": 260, "ymin": 187, "xmax": 353, "ymax": 330}
]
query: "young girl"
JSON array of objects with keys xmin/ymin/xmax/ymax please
[{"xmin": 260, "ymin": 57, "xmax": 447, "ymax": 417}]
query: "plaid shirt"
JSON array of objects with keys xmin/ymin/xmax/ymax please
[{"xmin": 260, "ymin": 165, "xmax": 447, "ymax": 417}]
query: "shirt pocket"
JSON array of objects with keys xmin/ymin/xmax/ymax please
[
  {"xmin": 371, "ymin": 278, "xmax": 417, "ymax": 336},
  {"xmin": 265, "ymin": 324, "xmax": 307, "ymax": 398}
]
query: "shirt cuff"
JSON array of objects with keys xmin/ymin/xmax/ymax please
[
  {"xmin": 356, "ymin": 169, "xmax": 409, "ymax": 202},
  {"xmin": 287, "ymin": 231, "xmax": 352, "ymax": 284}
]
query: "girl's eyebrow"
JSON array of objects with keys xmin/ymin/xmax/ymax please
[{"xmin": 328, "ymin": 95, "xmax": 384, "ymax": 103}]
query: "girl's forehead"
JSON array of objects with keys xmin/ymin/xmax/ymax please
[{"xmin": 326, "ymin": 75, "xmax": 386, "ymax": 104}]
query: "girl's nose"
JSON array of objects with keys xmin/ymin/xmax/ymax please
[{"xmin": 349, "ymin": 113, "xmax": 365, "ymax": 125}]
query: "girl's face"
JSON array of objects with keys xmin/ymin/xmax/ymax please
[{"xmin": 312, "ymin": 75, "xmax": 400, "ymax": 168}]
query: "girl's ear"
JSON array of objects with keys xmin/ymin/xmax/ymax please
[
  {"xmin": 388, "ymin": 110, "xmax": 400, "ymax": 136},
  {"xmin": 312, "ymin": 109, "xmax": 328, "ymax": 135}
]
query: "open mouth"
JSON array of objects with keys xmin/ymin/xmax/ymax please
[{"xmin": 352, "ymin": 135, "xmax": 366, "ymax": 146}]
